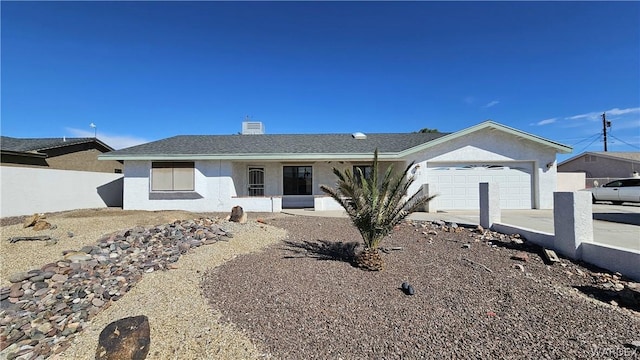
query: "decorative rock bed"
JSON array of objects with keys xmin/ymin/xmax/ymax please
[{"xmin": 0, "ymin": 217, "xmax": 234, "ymax": 359}]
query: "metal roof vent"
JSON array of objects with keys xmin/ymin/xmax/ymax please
[
  {"xmin": 242, "ymin": 121, "xmax": 264, "ymax": 135},
  {"xmin": 352, "ymin": 132, "xmax": 367, "ymax": 139}
]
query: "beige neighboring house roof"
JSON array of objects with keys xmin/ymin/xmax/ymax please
[{"xmin": 558, "ymin": 151, "xmax": 640, "ymax": 166}]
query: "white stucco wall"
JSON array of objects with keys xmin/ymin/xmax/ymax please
[
  {"xmin": 123, "ymin": 160, "xmax": 280, "ymax": 212},
  {"xmin": 404, "ymin": 128, "xmax": 559, "ymax": 209},
  {"xmin": 229, "ymin": 160, "xmax": 399, "ymax": 198},
  {"xmin": 121, "ymin": 128, "xmax": 562, "ymax": 212},
  {"xmin": 557, "ymin": 172, "xmax": 586, "ymax": 192},
  {"xmin": 0, "ymin": 166, "xmax": 123, "ymax": 217}
]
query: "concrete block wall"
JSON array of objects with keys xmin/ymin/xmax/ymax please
[
  {"xmin": 481, "ymin": 184, "xmax": 640, "ymax": 281},
  {"xmin": 557, "ymin": 172, "xmax": 586, "ymax": 192},
  {"xmin": 0, "ymin": 166, "xmax": 123, "ymax": 217}
]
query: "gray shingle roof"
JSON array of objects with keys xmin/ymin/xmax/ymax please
[
  {"xmin": 558, "ymin": 151, "xmax": 640, "ymax": 167},
  {"xmin": 0, "ymin": 136, "xmax": 113, "ymax": 153},
  {"xmin": 588, "ymin": 151, "xmax": 640, "ymax": 162},
  {"xmin": 102, "ymin": 132, "xmax": 450, "ymax": 157}
]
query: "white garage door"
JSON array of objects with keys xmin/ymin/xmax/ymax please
[{"xmin": 425, "ymin": 164, "xmax": 532, "ymax": 210}]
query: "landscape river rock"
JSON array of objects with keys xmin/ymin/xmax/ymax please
[{"xmin": 0, "ymin": 217, "xmax": 235, "ymax": 359}]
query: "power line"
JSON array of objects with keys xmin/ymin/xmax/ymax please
[
  {"xmin": 575, "ymin": 135, "xmax": 603, "ymax": 154},
  {"xmin": 569, "ymin": 132, "xmax": 601, "ymax": 147},
  {"xmin": 608, "ymin": 134, "xmax": 640, "ymax": 150}
]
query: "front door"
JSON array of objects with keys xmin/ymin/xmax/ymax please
[
  {"xmin": 282, "ymin": 165, "xmax": 314, "ymax": 208},
  {"xmin": 248, "ymin": 167, "xmax": 265, "ymax": 196}
]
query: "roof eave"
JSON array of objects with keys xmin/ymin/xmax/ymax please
[
  {"xmin": 0, "ymin": 150, "xmax": 47, "ymax": 158},
  {"xmin": 558, "ymin": 151, "xmax": 640, "ymax": 166},
  {"xmin": 37, "ymin": 138, "xmax": 115, "ymax": 152},
  {"xmin": 397, "ymin": 120, "xmax": 572, "ymax": 157},
  {"xmin": 98, "ymin": 152, "xmax": 404, "ymax": 162}
]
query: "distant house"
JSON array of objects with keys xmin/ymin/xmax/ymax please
[
  {"xmin": 558, "ymin": 152, "xmax": 640, "ymax": 180},
  {"xmin": 1, "ymin": 136, "xmax": 122, "ymax": 173},
  {"xmin": 99, "ymin": 120, "xmax": 571, "ymax": 212}
]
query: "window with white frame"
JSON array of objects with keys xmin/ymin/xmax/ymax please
[{"xmin": 151, "ymin": 162, "xmax": 195, "ymax": 191}]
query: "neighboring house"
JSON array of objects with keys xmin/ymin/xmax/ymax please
[
  {"xmin": 98, "ymin": 120, "xmax": 571, "ymax": 212},
  {"xmin": 558, "ymin": 152, "xmax": 640, "ymax": 180},
  {"xmin": 1, "ymin": 136, "xmax": 122, "ymax": 173}
]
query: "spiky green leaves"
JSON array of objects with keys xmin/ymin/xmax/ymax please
[{"xmin": 320, "ymin": 149, "xmax": 436, "ymax": 250}]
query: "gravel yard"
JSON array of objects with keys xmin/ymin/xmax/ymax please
[
  {"xmin": 203, "ymin": 216, "xmax": 640, "ymax": 359},
  {"xmin": 2, "ymin": 209, "xmax": 639, "ymax": 359},
  {"xmin": 1, "ymin": 209, "xmax": 287, "ymax": 359},
  {"xmin": 1, "ymin": 209, "xmax": 212, "ymax": 286}
]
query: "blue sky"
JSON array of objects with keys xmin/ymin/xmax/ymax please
[{"xmin": 2, "ymin": 1, "xmax": 639, "ymax": 161}]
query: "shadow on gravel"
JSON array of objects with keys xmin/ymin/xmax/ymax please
[
  {"xmin": 282, "ymin": 239, "xmax": 359, "ymax": 265},
  {"xmin": 488, "ymin": 239, "xmax": 547, "ymax": 258},
  {"xmin": 574, "ymin": 285, "xmax": 640, "ymax": 312}
]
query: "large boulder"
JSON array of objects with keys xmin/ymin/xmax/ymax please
[
  {"xmin": 229, "ymin": 205, "xmax": 247, "ymax": 224},
  {"xmin": 33, "ymin": 220, "xmax": 52, "ymax": 231},
  {"xmin": 23, "ymin": 214, "xmax": 40, "ymax": 228},
  {"xmin": 95, "ymin": 315, "xmax": 150, "ymax": 360}
]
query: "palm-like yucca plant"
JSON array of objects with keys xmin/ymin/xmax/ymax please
[{"xmin": 320, "ymin": 149, "xmax": 436, "ymax": 271}]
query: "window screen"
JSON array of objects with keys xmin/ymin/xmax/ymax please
[{"xmin": 151, "ymin": 162, "xmax": 194, "ymax": 191}]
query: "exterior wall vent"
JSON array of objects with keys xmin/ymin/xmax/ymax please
[
  {"xmin": 352, "ymin": 132, "xmax": 367, "ymax": 139},
  {"xmin": 242, "ymin": 121, "xmax": 265, "ymax": 135}
]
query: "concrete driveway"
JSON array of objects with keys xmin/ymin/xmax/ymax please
[
  {"xmin": 284, "ymin": 203, "xmax": 640, "ymax": 251},
  {"xmin": 406, "ymin": 204, "xmax": 640, "ymax": 251}
]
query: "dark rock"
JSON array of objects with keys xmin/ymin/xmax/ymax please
[
  {"xmin": 8, "ymin": 272, "xmax": 30, "ymax": 283},
  {"xmin": 31, "ymin": 282, "xmax": 48, "ymax": 291},
  {"xmin": 96, "ymin": 315, "xmax": 150, "ymax": 360},
  {"xmin": 407, "ymin": 285, "xmax": 415, "ymax": 296},
  {"xmin": 30, "ymin": 275, "xmax": 45, "ymax": 283},
  {"xmin": 80, "ymin": 246, "xmax": 95, "ymax": 254}
]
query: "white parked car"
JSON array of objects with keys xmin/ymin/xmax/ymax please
[{"xmin": 587, "ymin": 178, "xmax": 640, "ymax": 205}]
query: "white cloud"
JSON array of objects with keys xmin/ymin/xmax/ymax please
[
  {"xmin": 532, "ymin": 118, "xmax": 556, "ymax": 126},
  {"xmin": 566, "ymin": 107, "xmax": 640, "ymax": 121},
  {"xmin": 607, "ymin": 107, "xmax": 640, "ymax": 116},
  {"xmin": 609, "ymin": 118, "xmax": 640, "ymax": 131},
  {"xmin": 66, "ymin": 128, "xmax": 148, "ymax": 150},
  {"xmin": 484, "ymin": 100, "xmax": 500, "ymax": 108}
]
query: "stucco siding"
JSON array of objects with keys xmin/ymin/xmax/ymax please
[
  {"xmin": 559, "ymin": 155, "xmax": 638, "ymax": 178},
  {"xmin": 46, "ymin": 148, "xmax": 123, "ymax": 173},
  {"xmin": 404, "ymin": 129, "xmax": 558, "ymax": 209},
  {"xmin": 119, "ymin": 127, "xmax": 564, "ymax": 212},
  {"xmin": 1, "ymin": 166, "xmax": 122, "ymax": 217},
  {"xmin": 124, "ymin": 160, "xmax": 240, "ymax": 212}
]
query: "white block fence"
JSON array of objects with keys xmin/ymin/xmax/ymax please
[
  {"xmin": 0, "ymin": 166, "xmax": 123, "ymax": 218},
  {"xmin": 480, "ymin": 183, "xmax": 640, "ymax": 281}
]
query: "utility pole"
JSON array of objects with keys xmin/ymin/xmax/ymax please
[{"xmin": 602, "ymin": 113, "xmax": 611, "ymax": 152}]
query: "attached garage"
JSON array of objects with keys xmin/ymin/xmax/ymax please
[{"xmin": 426, "ymin": 163, "xmax": 533, "ymax": 210}]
